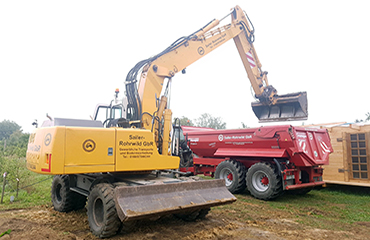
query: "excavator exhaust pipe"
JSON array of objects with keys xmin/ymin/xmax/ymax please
[
  {"xmin": 252, "ymin": 92, "xmax": 308, "ymax": 123},
  {"xmin": 114, "ymin": 179, "xmax": 236, "ymax": 222}
]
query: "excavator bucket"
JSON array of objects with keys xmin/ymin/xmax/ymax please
[
  {"xmin": 252, "ymin": 92, "xmax": 308, "ymax": 123},
  {"xmin": 114, "ymin": 179, "xmax": 236, "ymax": 222}
]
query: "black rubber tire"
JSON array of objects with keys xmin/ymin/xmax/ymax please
[
  {"xmin": 119, "ymin": 220, "xmax": 136, "ymax": 233},
  {"xmin": 51, "ymin": 175, "xmax": 86, "ymax": 212},
  {"xmin": 197, "ymin": 208, "xmax": 210, "ymax": 219},
  {"xmin": 174, "ymin": 207, "xmax": 210, "ymax": 221},
  {"xmin": 87, "ymin": 183, "xmax": 121, "ymax": 238},
  {"xmin": 51, "ymin": 175, "xmax": 74, "ymax": 212},
  {"xmin": 246, "ymin": 162, "xmax": 283, "ymax": 200},
  {"xmin": 174, "ymin": 211, "xmax": 200, "ymax": 221},
  {"xmin": 215, "ymin": 160, "xmax": 246, "ymax": 193}
]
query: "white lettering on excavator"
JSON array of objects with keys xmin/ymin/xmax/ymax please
[{"xmin": 204, "ymin": 33, "xmax": 227, "ymax": 50}]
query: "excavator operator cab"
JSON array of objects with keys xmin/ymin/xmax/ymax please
[
  {"xmin": 92, "ymin": 89, "xmax": 130, "ymax": 128},
  {"xmin": 93, "ymin": 104, "xmax": 123, "ymax": 127},
  {"xmin": 172, "ymin": 120, "xmax": 193, "ymax": 168}
]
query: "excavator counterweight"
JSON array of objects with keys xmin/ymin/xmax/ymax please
[{"xmin": 252, "ymin": 92, "xmax": 308, "ymax": 122}]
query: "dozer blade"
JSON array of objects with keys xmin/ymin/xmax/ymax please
[
  {"xmin": 252, "ymin": 91, "xmax": 308, "ymax": 123},
  {"xmin": 114, "ymin": 179, "xmax": 236, "ymax": 222}
]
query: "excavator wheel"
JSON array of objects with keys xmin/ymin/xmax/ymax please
[
  {"xmin": 51, "ymin": 175, "xmax": 86, "ymax": 212},
  {"xmin": 87, "ymin": 183, "xmax": 122, "ymax": 238},
  {"xmin": 197, "ymin": 208, "xmax": 211, "ymax": 219},
  {"xmin": 174, "ymin": 208, "xmax": 210, "ymax": 221}
]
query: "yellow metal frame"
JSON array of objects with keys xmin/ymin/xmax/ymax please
[{"xmin": 27, "ymin": 126, "xmax": 179, "ymax": 175}]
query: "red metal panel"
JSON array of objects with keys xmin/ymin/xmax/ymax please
[
  {"xmin": 193, "ymin": 157, "xmax": 225, "ymax": 166},
  {"xmin": 285, "ymin": 181, "xmax": 325, "ymax": 190},
  {"xmin": 214, "ymin": 148, "xmax": 288, "ymax": 158}
]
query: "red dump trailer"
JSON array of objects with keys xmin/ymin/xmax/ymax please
[{"xmin": 176, "ymin": 125, "xmax": 332, "ymax": 200}]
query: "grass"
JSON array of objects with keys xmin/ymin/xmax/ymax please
[
  {"xmin": 213, "ymin": 185, "xmax": 370, "ymax": 232},
  {"xmin": 0, "ymin": 172, "xmax": 52, "ymax": 210}
]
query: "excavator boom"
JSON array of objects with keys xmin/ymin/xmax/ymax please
[{"xmin": 129, "ymin": 5, "xmax": 308, "ymax": 127}]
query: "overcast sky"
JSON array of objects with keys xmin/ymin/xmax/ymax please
[{"xmin": 1, "ymin": 1, "xmax": 369, "ymax": 133}]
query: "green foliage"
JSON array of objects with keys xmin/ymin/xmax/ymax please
[
  {"xmin": 174, "ymin": 116, "xmax": 194, "ymax": 126},
  {"xmin": 0, "ymin": 173, "xmax": 52, "ymax": 210},
  {"xmin": 174, "ymin": 113, "xmax": 226, "ymax": 129},
  {"xmin": 0, "ymin": 229, "xmax": 12, "ymax": 237},
  {"xmin": 355, "ymin": 112, "xmax": 370, "ymax": 123},
  {"xmin": 1, "ymin": 156, "xmax": 32, "ymax": 192},
  {"xmin": 0, "ymin": 120, "xmax": 32, "ymax": 205},
  {"xmin": 0, "ymin": 120, "xmax": 22, "ymax": 140},
  {"xmin": 1, "ymin": 131, "xmax": 30, "ymax": 158},
  {"xmin": 194, "ymin": 113, "xmax": 226, "ymax": 129}
]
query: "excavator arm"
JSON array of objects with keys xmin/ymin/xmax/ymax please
[{"xmin": 125, "ymin": 5, "xmax": 308, "ymax": 150}]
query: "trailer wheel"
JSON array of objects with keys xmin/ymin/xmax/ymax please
[
  {"xmin": 51, "ymin": 175, "xmax": 75, "ymax": 212},
  {"xmin": 246, "ymin": 162, "xmax": 283, "ymax": 200},
  {"xmin": 87, "ymin": 183, "xmax": 121, "ymax": 238},
  {"xmin": 215, "ymin": 160, "xmax": 246, "ymax": 193}
]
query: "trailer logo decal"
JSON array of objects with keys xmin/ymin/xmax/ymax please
[
  {"xmin": 83, "ymin": 139, "xmax": 96, "ymax": 152},
  {"xmin": 44, "ymin": 133, "xmax": 52, "ymax": 146},
  {"xmin": 218, "ymin": 134, "xmax": 224, "ymax": 141}
]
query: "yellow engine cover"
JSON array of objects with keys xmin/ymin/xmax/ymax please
[{"xmin": 26, "ymin": 126, "xmax": 180, "ymax": 175}]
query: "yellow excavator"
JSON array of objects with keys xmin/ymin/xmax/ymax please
[{"xmin": 26, "ymin": 5, "xmax": 307, "ymax": 238}]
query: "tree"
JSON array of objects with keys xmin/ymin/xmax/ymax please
[
  {"xmin": 0, "ymin": 120, "xmax": 31, "ymax": 192},
  {"xmin": 355, "ymin": 112, "xmax": 370, "ymax": 123},
  {"xmin": 174, "ymin": 116, "xmax": 194, "ymax": 126},
  {"xmin": 194, "ymin": 113, "xmax": 226, "ymax": 129},
  {"xmin": 0, "ymin": 120, "xmax": 22, "ymax": 140},
  {"xmin": 2, "ymin": 130, "xmax": 30, "ymax": 157}
]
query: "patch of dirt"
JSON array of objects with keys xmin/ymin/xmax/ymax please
[{"xmin": 1, "ymin": 204, "xmax": 369, "ymax": 240}]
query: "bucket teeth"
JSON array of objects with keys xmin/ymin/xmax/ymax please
[{"xmin": 252, "ymin": 92, "xmax": 308, "ymax": 123}]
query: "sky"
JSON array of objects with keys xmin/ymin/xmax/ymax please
[{"xmin": 1, "ymin": 1, "xmax": 369, "ymax": 133}]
